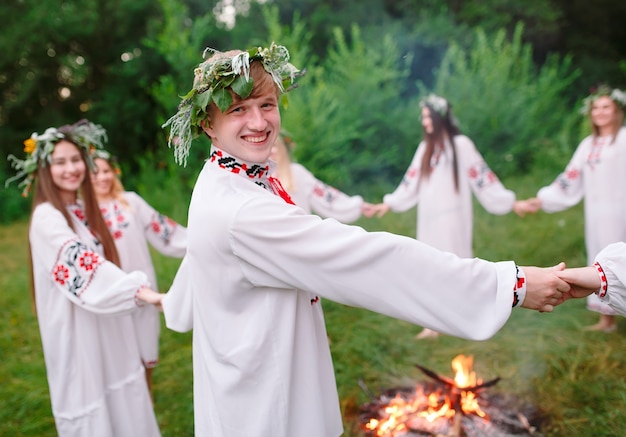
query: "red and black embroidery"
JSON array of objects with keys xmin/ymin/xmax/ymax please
[
  {"xmin": 512, "ymin": 264, "xmax": 526, "ymax": 308},
  {"xmin": 555, "ymin": 167, "xmax": 580, "ymax": 192},
  {"xmin": 68, "ymin": 204, "xmax": 103, "ymax": 249},
  {"xmin": 468, "ymin": 161, "xmax": 498, "ymax": 189},
  {"xmin": 209, "ymin": 149, "xmax": 269, "ymax": 179},
  {"xmin": 151, "ymin": 213, "xmax": 178, "ymax": 245},
  {"xmin": 586, "ymin": 136, "xmax": 607, "ymax": 170},
  {"xmin": 52, "ymin": 240, "xmax": 103, "ymax": 297},
  {"xmin": 312, "ymin": 182, "xmax": 343, "ymax": 205},
  {"xmin": 101, "ymin": 202, "xmax": 130, "ymax": 240}
]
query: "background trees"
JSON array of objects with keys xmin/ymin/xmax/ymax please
[{"xmin": 1, "ymin": 0, "xmax": 625, "ymax": 220}]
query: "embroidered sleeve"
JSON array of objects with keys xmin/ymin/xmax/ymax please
[
  {"xmin": 52, "ymin": 239, "xmax": 103, "ymax": 298},
  {"xmin": 308, "ymin": 180, "xmax": 363, "ymax": 223},
  {"xmin": 127, "ymin": 191, "xmax": 187, "ymax": 257},
  {"xmin": 461, "ymin": 136, "xmax": 515, "ymax": 215},
  {"xmin": 594, "ymin": 242, "xmax": 626, "ymax": 316}
]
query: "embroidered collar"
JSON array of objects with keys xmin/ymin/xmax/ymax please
[
  {"xmin": 208, "ymin": 147, "xmax": 294, "ymax": 204},
  {"xmin": 208, "ymin": 147, "xmax": 274, "ymax": 179}
]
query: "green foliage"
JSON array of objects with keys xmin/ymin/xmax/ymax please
[
  {"xmin": 425, "ymin": 23, "xmax": 581, "ymax": 177},
  {"xmin": 282, "ymin": 24, "xmax": 418, "ymax": 199}
]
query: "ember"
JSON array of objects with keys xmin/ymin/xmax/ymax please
[{"xmin": 359, "ymin": 354, "xmax": 544, "ymax": 437}]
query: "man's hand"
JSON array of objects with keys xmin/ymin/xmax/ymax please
[{"xmin": 520, "ymin": 262, "xmax": 570, "ymax": 312}]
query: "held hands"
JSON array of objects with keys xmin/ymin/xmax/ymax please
[
  {"xmin": 521, "ymin": 263, "xmax": 571, "ymax": 312},
  {"xmin": 362, "ymin": 203, "xmax": 390, "ymax": 218},
  {"xmin": 137, "ymin": 286, "xmax": 164, "ymax": 310},
  {"xmin": 555, "ymin": 267, "xmax": 601, "ymax": 300},
  {"xmin": 513, "ymin": 198, "xmax": 542, "ymax": 217}
]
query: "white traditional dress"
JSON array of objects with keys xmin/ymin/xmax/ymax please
[
  {"xmin": 99, "ymin": 192, "xmax": 186, "ymax": 367},
  {"xmin": 383, "ymin": 135, "xmax": 516, "ymax": 258},
  {"xmin": 595, "ymin": 242, "xmax": 626, "ymax": 317},
  {"xmin": 537, "ymin": 127, "xmax": 626, "ymax": 315},
  {"xmin": 29, "ymin": 202, "xmax": 160, "ymax": 437},
  {"xmin": 275, "ymin": 162, "xmax": 363, "ymax": 222},
  {"xmin": 162, "ymin": 146, "xmax": 525, "ymax": 437}
]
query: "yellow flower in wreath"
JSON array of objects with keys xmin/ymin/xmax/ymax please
[{"xmin": 23, "ymin": 138, "xmax": 37, "ymax": 154}]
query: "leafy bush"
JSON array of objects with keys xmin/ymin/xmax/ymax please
[{"xmin": 425, "ymin": 23, "xmax": 582, "ymax": 177}]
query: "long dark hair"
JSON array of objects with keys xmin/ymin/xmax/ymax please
[
  {"xmin": 419, "ymin": 102, "xmax": 462, "ymax": 192},
  {"xmin": 28, "ymin": 126, "xmax": 121, "ymax": 312}
]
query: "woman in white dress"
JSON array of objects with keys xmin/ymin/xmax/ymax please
[
  {"xmin": 6, "ymin": 120, "xmax": 163, "ymax": 437},
  {"xmin": 519, "ymin": 85, "xmax": 626, "ymax": 333},
  {"xmin": 270, "ymin": 133, "xmax": 371, "ymax": 222},
  {"xmin": 364, "ymin": 94, "xmax": 529, "ymax": 339},
  {"xmin": 90, "ymin": 151, "xmax": 187, "ymax": 394}
]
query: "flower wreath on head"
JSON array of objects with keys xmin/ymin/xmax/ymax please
[
  {"xmin": 5, "ymin": 120, "xmax": 108, "ymax": 197},
  {"xmin": 162, "ymin": 42, "xmax": 302, "ymax": 167},
  {"xmin": 580, "ymin": 84, "xmax": 626, "ymax": 115},
  {"xmin": 420, "ymin": 93, "xmax": 449, "ymax": 117}
]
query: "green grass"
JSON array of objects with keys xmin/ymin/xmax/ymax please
[{"xmin": 1, "ymin": 171, "xmax": 625, "ymax": 436}]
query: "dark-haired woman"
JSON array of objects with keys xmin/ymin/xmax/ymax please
[
  {"xmin": 364, "ymin": 95, "xmax": 528, "ymax": 339},
  {"xmin": 7, "ymin": 121, "xmax": 162, "ymax": 436}
]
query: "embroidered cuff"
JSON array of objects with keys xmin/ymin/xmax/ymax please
[
  {"xmin": 512, "ymin": 265, "xmax": 527, "ymax": 308},
  {"xmin": 593, "ymin": 261, "xmax": 608, "ymax": 298}
]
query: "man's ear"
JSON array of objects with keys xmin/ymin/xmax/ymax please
[{"xmin": 200, "ymin": 118, "xmax": 213, "ymax": 137}]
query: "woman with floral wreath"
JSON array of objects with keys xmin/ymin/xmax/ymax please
[
  {"xmin": 518, "ymin": 85, "xmax": 626, "ymax": 333},
  {"xmin": 364, "ymin": 94, "xmax": 530, "ymax": 339},
  {"xmin": 6, "ymin": 120, "xmax": 163, "ymax": 436},
  {"xmin": 90, "ymin": 150, "xmax": 187, "ymax": 396}
]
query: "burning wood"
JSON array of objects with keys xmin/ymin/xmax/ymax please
[{"xmin": 359, "ymin": 355, "xmax": 544, "ymax": 437}]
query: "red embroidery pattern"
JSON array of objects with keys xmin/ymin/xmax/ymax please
[
  {"xmin": 52, "ymin": 240, "xmax": 103, "ymax": 297},
  {"xmin": 310, "ymin": 295, "xmax": 319, "ymax": 305},
  {"xmin": 268, "ymin": 177, "xmax": 295, "ymax": 205},
  {"xmin": 586, "ymin": 136, "xmax": 607, "ymax": 170},
  {"xmin": 151, "ymin": 213, "xmax": 178, "ymax": 245},
  {"xmin": 468, "ymin": 161, "xmax": 499, "ymax": 190},
  {"xmin": 594, "ymin": 262, "xmax": 608, "ymax": 298},
  {"xmin": 79, "ymin": 252, "xmax": 99, "ymax": 271},
  {"xmin": 555, "ymin": 167, "xmax": 580, "ymax": 192},
  {"xmin": 210, "ymin": 149, "xmax": 269, "ymax": 179},
  {"xmin": 53, "ymin": 265, "xmax": 70, "ymax": 285},
  {"xmin": 101, "ymin": 202, "xmax": 129, "ymax": 240}
]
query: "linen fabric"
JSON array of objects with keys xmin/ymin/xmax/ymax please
[
  {"xmin": 30, "ymin": 202, "xmax": 160, "ymax": 437},
  {"xmin": 163, "ymin": 146, "xmax": 521, "ymax": 437}
]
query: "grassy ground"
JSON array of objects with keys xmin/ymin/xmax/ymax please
[{"xmin": 1, "ymin": 173, "xmax": 625, "ymax": 436}]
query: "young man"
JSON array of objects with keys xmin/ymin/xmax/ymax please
[{"xmin": 161, "ymin": 43, "xmax": 571, "ymax": 437}]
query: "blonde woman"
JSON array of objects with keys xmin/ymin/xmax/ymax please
[
  {"xmin": 91, "ymin": 151, "xmax": 187, "ymax": 394},
  {"xmin": 519, "ymin": 85, "xmax": 626, "ymax": 333}
]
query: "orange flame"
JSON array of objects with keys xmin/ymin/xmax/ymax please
[{"xmin": 364, "ymin": 354, "xmax": 488, "ymax": 436}]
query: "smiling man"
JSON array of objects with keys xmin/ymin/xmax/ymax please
[{"xmin": 161, "ymin": 43, "xmax": 571, "ymax": 437}]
